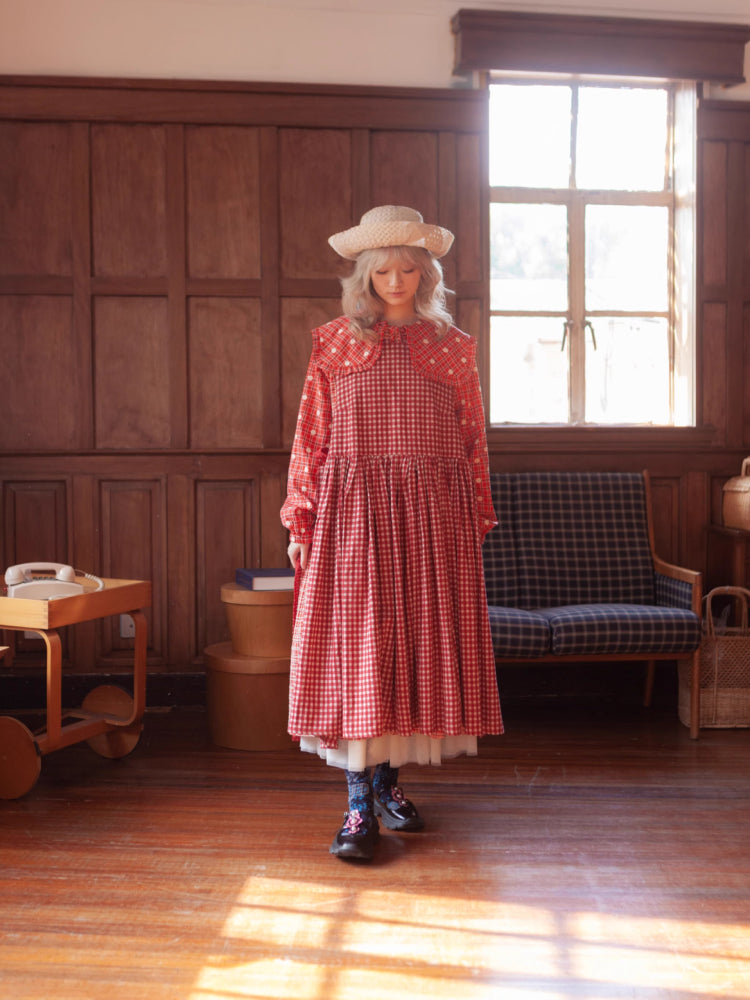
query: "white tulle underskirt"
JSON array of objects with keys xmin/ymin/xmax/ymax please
[{"xmin": 299, "ymin": 733, "xmax": 478, "ymax": 770}]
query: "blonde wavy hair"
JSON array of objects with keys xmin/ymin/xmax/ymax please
[{"xmin": 340, "ymin": 245, "xmax": 453, "ymax": 341}]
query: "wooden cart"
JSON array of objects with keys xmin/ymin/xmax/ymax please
[{"xmin": 0, "ymin": 578, "xmax": 151, "ymax": 799}]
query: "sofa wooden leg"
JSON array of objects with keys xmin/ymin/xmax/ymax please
[{"xmin": 643, "ymin": 660, "xmax": 656, "ymax": 707}]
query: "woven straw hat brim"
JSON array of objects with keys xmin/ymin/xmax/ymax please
[{"xmin": 329, "ymin": 219, "xmax": 454, "ymax": 259}]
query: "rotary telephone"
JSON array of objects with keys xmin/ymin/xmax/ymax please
[{"xmin": 3, "ymin": 562, "xmax": 102, "ymax": 600}]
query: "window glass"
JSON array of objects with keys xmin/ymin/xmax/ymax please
[
  {"xmin": 489, "ymin": 85, "xmax": 571, "ymax": 188},
  {"xmin": 577, "ymin": 87, "xmax": 668, "ymax": 191},
  {"xmin": 585, "ymin": 206, "xmax": 669, "ymax": 312},
  {"xmin": 488, "ymin": 78, "xmax": 693, "ymax": 427},
  {"xmin": 584, "ymin": 317, "xmax": 670, "ymax": 423},
  {"xmin": 490, "ymin": 316, "xmax": 569, "ymax": 423},
  {"xmin": 490, "ymin": 203, "xmax": 568, "ymax": 311}
]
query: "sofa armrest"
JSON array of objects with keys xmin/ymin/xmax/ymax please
[{"xmin": 653, "ymin": 557, "xmax": 702, "ymax": 615}]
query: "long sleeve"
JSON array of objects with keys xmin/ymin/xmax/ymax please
[
  {"xmin": 280, "ymin": 342, "xmax": 332, "ymax": 543},
  {"xmin": 456, "ymin": 367, "xmax": 497, "ymax": 539}
]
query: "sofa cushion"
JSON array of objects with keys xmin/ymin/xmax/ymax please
[
  {"xmin": 513, "ymin": 472, "xmax": 656, "ymax": 608},
  {"xmin": 487, "ymin": 606, "xmax": 550, "ymax": 657},
  {"xmin": 541, "ymin": 604, "xmax": 701, "ymax": 656},
  {"xmin": 483, "ymin": 472, "xmax": 519, "ymax": 606}
]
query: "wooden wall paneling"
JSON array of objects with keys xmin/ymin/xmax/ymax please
[
  {"xmin": 456, "ymin": 298, "xmax": 484, "ymax": 345},
  {"xmin": 725, "ymin": 140, "xmax": 747, "ymax": 448},
  {"xmin": 649, "ymin": 477, "xmax": 681, "ymax": 565},
  {"xmin": 700, "ymin": 140, "xmax": 728, "ymax": 290},
  {"xmin": 99, "ymin": 479, "xmax": 166, "ymax": 664},
  {"xmin": 438, "ymin": 131, "xmax": 458, "ymax": 292},
  {"xmin": 260, "ymin": 126, "xmax": 281, "ymax": 449},
  {"xmin": 187, "ymin": 297, "xmax": 263, "ymax": 449},
  {"xmin": 91, "ymin": 125, "xmax": 168, "ymax": 278},
  {"xmin": 684, "ymin": 469, "xmax": 710, "ymax": 575},
  {"xmin": 455, "ymin": 131, "xmax": 486, "ymax": 286},
  {"xmin": 2, "ymin": 480, "xmax": 71, "ymax": 660},
  {"xmin": 69, "ymin": 472, "xmax": 98, "ymax": 670},
  {"xmin": 748, "ymin": 151, "xmax": 750, "ymax": 449},
  {"xmin": 93, "ymin": 296, "xmax": 172, "ymax": 450},
  {"xmin": 166, "ymin": 473, "xmax": 194, "ymax": 668},
  {"xmin": 0, "ymin": 296, "xmax": 84, "ymax": 452},
  {"xmin": 2, "ymin": 480, "xmax": 69, "ymax": 572},
  {"xmin": 71, "ymin": 122, "xmax": 94, "ymax": 450},
  {"xmin": 0, "ymin": 78, "xmax": 488, "ymax": 133},
  {"xmin": 351, "ymin": 129, "xmax": 372, "ymax": 222},
  {"xmin": 5, "ymin": 77, "xmax": 748, "ymax": 688},
  {"xmin": 280, "ymin": 297, "xmax": 342, "ymax": 448},
  {"xmin": 279, "ymin": 128, "xmax": 353, "ymax": 281},
  {"xmin": 709, "ymin": 473, "xmax": 727, "ymax": 525},
  {"xmin": 456, "ymin": 298, "xmax": 489, "ymax": 421},
  {"xmin": 697, "ymin": 102, "xmax": 750, "ymax": 455},
  {"xmin": 370, "ymin": 131, "xmax": 439, "ymax": 222},
  {"xmin": 260, "ymin": 471, "xmax": 290, "ymax": 569},
  {"xmin": 195, "ymin": 480, "xmax": 258, "ymax": 656},
  {"xmin": 0, "ymin": 122, "xmax": 74, "ymax": 278},
  {"xmin": 701, "ymin": 302, "xmax": 728, "ymax": 439},
  {"xmin": 185, "ymin": 125, "xmax": 262, "ymax": 280},
  {"xmin": 166, "ymin": 124, "xmax": 189, "ymax": 450}
]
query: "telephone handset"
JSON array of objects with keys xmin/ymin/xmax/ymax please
[{"xmin": 4, "ymin": 562, "xmax": 96, "ymax": 600}]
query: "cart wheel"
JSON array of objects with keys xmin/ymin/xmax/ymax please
[
  {"xmin": 0, "ymin": 716, "xmax": 41, "ymax": 799},
  {"xmin": 81, "ymin": 685, "xmax": 143, "ymax": 759}
]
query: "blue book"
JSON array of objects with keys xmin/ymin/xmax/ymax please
[{"xmin": 235, "ymin": 567, "xmax": 295, "ymax": 591}]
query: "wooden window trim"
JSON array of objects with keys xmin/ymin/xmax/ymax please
[
  {"xmin": 452, "ymin": 10, "xmax": 750, "ymax": 85},
  {"xmin": 486, "ymin": 425, "xmax": 718, "ymax": 455}
]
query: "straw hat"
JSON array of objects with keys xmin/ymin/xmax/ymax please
[{"xmin": 328, "ymin": 205, "xmax": 454, "ymax": 260}]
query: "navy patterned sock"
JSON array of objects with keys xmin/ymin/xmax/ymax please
[
  {"xmin": 373, "ymin": 761, "xmax": 399, "ymax": 800},
  {"xmin": 345, "ymin": 768, "xmax": 373, "ymax": 819}
]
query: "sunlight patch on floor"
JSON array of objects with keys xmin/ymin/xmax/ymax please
[{"xmin": 187, "ymin": 876, "xmax": 750, "ymax": 1000}]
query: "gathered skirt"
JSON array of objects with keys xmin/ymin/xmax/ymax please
[{"xmin": 287, "ymin": 339, "xmax": 503, "ymax": 765}]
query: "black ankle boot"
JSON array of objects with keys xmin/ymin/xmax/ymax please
[
  {"xmin": 329, "ymin": 809, "xmax": 380, "ymax": 860},
  {"xmin": 373, "ymin": 762, "xmax": 424, "ymax": 832},
  {"xmin": 330, "ymin": 769, "xmax": 379, "ymax": 860}
]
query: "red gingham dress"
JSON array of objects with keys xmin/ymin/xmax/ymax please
[{"xmin": 281, "ymin": 316, "xmax": 503, "ymax": 765}]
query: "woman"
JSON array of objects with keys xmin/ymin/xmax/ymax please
[{"xmin": 281, "ymin": 205, "xmax": 503, "ymax": 861}]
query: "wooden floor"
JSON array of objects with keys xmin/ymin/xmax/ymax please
[{"xmin": 2, "ymin": 700, "xmax": 750, "ymax": 1000}]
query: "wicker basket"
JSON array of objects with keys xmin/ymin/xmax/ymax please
[
  {"xmin": 722, "ymin": 457, "xmax": 750, "ymax": 531},
  {"xmin": 679, "ymin": 586, "xmax": 750, "ymax": 729}
]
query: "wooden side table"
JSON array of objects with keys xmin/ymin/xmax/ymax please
[
  {"xmin": 706, "ymin": 524, "xmax": 750, "ymax": 592},
  {"xmin": 0, "ymin": 578, "xmax": 151, "ymax": 799}
]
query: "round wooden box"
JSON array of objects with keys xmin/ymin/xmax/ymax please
[
  {"xmin": 203, "ymin": 584, "xmax": 295, "ymax": 751},
  {"xmin": 220, "ymin": 582, "xmax": 293, "ymax": 657},
  {"xmin": 204, "ymin": 641, "xmax": 293, "ymax": 751}
]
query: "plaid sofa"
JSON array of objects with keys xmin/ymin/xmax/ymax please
[{"xmin": 483, "ymin": 472, "xmax": 704, "ymax": 735}]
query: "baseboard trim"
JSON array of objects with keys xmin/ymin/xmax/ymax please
[{"xmin": 0, "ymin": 671, "xmax": 206, "ymax": 711}]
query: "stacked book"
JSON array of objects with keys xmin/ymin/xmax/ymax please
[{"xmin": 235, "ymin": 567, "xmax": 295, "ymax": 591}]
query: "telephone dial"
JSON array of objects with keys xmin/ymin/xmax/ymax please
[{"xmin": 4, "ymin": 563, "xmax": 103, "ymax": 600}]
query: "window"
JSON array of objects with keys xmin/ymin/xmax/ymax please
[{"xmin": 488, "ymin": 79, "xmax": 695, "ymax": 426}]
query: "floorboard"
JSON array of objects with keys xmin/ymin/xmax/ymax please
[{"xmin": 1, "ymin": 701, "xmax": 750, "ymax": 999}]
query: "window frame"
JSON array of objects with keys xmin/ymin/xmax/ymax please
[{"xmin": 488, "ymin": 76, "xmax": 683, "ymax": 427}]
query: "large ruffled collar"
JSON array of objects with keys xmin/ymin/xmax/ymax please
[{"xmin": 312, "ymin": 316, "xmax": 477, "ymax": 386}]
